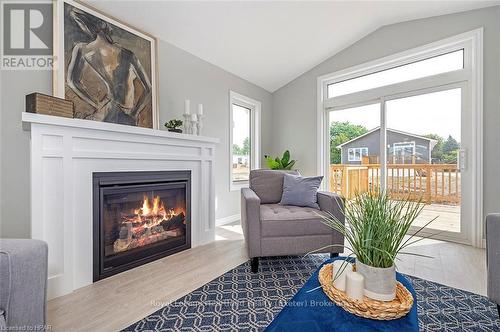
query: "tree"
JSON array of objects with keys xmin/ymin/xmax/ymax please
[
  {"xmin": 424, "ymin": 133, "xmax": 444, "ymax": 162},
  {"xmin": 241, "ymin": 137, "xmax": 250, "ymax": 155},
  {"xmin": 232, "ymin": 144, "xmax": 242, "ymax": 155},
  {"xmin": 330, "ymin": 122, "xmax": 368, "ymax": 164},
  {"xmin": 442, "ymin": 135, "xmax": 460, "ymax": 154},
  {"xmin": 424, "ymin": 133, "xmax": 459, "ymax": 164}
]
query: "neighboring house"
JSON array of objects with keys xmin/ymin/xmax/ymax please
[{"xmin": 337, "ymin": 127, "xmax": 438, "ymax": 165}]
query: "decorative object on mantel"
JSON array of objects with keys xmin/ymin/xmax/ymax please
[
  {"xmin": 196, "ymin": 103, "xmax": 204, "ymax": 136},
  {"xmin": 264, "ymin": 150, "xmax": 297, "ymax": 170},
  {"xmin": 318, "ymin": 262, "xmax": 413, "ymax": 320},
  {"xmin": 53, "ymin": 0, "xmax": 158, "ymax": 129},
  {"xmin": 190, "ymin": 113, "xmax": 198, "ymax": 135},
  {"xmin": 183, "ymin": 99, "xmax": 193, "ymax": 134},
  {"xmin": 183, "ymin": 100, "xmax": 205, "ymax": 136},
  {"xmin": 26, "ymin": 93, "xmax": 74, "ymax": 118},
  {"xmin": 164, "ymin": 119, "xmax": 183, "ymax": 133},
  {"xmin": 319, "ymin": 191, "xmax": 436, "ymax": 302}
]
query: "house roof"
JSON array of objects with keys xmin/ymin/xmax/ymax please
[{"xmin": 336, "ymin": 127, "xmax": 438, "ymax": 149}]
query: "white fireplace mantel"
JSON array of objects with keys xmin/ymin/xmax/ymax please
[{"xmin": 22, "ymin": 112, "xmax": 219, "ymax": 299}]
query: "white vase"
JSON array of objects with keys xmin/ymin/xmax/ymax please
[{"xmin": 356, "ymin": 261, "xmax": 396, "ymax": 301}]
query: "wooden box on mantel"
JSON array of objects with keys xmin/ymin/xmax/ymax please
[{"xmin": 26, "ymin": 93, "xmax": 74, "ymax": 118}]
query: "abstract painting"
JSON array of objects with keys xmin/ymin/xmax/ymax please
[{"xmin": 53, "ymin": 0, "xmax": 157, "ymax": 128}]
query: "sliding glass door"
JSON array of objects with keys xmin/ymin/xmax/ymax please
[
  {"xmin": 328, "ymin": 84, "xmax": 471, "ymax": 243},
  {"xmin": 320, "ymin": 31, "xmax": 482, "ymax": 246}
]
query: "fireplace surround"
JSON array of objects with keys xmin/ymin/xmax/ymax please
[
  {"xmin": 23, "ymin": 112, "xmax": 218, "ymax": 299},
  {"xmin": 93, "ymin": 171, "xmax": 191, "ymax": 281}
]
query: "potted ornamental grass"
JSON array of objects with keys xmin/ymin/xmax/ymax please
[{"xmin": 320, "ymin": 191, "xmax": 435, "ymax": 301}]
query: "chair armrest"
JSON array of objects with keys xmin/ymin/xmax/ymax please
[
  {"xmin": 317, "ymin": 191, "xmax": 345, "ymax": 250},
  {"xmin": 317, "ymin": 191, "xmax": 344, "ymax": 222},
  {"xmin": 0, "ymin": 239, "xmax": 48, "ymax": 329},
  {"xmin": 241, "ymin": 188, "xmax": 262, "ymax": 258},
  {"xmin": 486, "ymin": 213, "xmax": 500, "ymax": 304}
]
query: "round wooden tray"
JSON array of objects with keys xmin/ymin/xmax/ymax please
[{"xmin": 318, "ymin": 263, "xmax": 413, "ymax": 320}]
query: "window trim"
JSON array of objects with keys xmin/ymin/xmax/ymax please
[{"xmin": 229, "ymin": 90, "xmax": 261, "ymax": 191}]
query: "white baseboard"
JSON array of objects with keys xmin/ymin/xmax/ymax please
[{"xmin": 215, "ymin": 214, "xmax": 240, "ymax": 226}]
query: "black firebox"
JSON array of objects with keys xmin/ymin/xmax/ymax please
[{"xmin": 93, "ymin": 171, "xmax": 191, "ymax": 281}]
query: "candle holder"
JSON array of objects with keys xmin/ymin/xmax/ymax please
[
  {"xmin": 196, "ymin": 114, "xmax": 204, "ymax": 136},
  {"xmin": 189, "ymin": 114, "xmax": 198, "ymax": 135}
]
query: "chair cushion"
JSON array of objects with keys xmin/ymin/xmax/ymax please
[
  {"xmin": 249, "ymin": 169, "xmax": 299, "ymax": 204},
  {"xmin": 260, "ymin": 204, "xmax": 333, "ymax": 237},
  {"xmin": 280, "ymin": 173, "xmax": 323, "ymax": 209}
]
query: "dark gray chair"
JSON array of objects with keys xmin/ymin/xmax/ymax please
[
  {"xmin": 241, "ymin": 169, "xmax": 344, "ymax": 272},
  {"xmin": 486, "ymin": 213, "xmax": 500, "ymax": 315},
  {"xmin": 0, "ymin": 239, "xmax": 48, "ymax": 330}
]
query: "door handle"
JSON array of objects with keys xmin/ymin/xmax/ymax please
[{"xmin": 459, "ymin": 149, "xmax": 467, "ymax": 171}]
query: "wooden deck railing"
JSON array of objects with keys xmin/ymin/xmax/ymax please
[{"xmin": 329, "ymin": 163, "xmax": 460, "ymax": 204}]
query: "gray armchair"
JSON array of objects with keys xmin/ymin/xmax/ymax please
[
  {"xmin": 241, "ymin": 169, "xmax": 344, "ymax": 272},
  {"xmin": 0, "ymin": 239, "xmax": 48, "ymax": 330},
  {"xmin": 486, "ymin": 213, "xmax": 500, "ymax": 315}
]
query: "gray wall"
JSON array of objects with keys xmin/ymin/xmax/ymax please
[
  {"xmin": 0, "ymin": 39, "xmax": 272, "ymax": 238},
  {"xmin": 272, "ymin": 6, "xmax": 500, "ymax": 218}
]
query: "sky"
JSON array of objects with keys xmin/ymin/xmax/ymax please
[
  {"xmin": 329, "ymin": 88, "xmax": 461, "ymax": 141},
  {"xmin": 232, "ymin": 104, "xmax": 250, "ymax": 147}
]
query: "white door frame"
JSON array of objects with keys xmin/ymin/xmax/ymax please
[{"xmin": 316, "ymin": 29, "xmax": 483, "ymax": 247}]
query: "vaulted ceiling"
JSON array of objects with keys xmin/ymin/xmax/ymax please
[{"xmin": 88, "ymin": 1, "xmax": 499, "ymax": 92}]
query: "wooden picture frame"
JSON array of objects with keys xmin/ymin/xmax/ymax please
[{"xmin": 53, "ymin": 0, "xmax": 159, "ymax": 129}]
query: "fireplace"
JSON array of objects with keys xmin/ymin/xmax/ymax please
[{"xmin": 93, "ymin": 171, "xmax": 191, "ymax": 281}]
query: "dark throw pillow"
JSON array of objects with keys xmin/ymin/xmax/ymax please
[{"xmin": 280, "ymin": 173, "xmax": 323, "ymax": 209}]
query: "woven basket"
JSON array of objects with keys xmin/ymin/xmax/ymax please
[{"xmin": 318, "ymin": 263, "xmax": 413, "ymax": 320}]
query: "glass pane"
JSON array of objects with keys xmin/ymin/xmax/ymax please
[
  {"xmin": 386, "ymin": 88, "xmax": 461, "ymax": 233},
  {"xmin": 327, "ymin": 50, "xmax": 463, "ymax": 98},
  {"xmin": 103, "ymin": 186, "xmax": 187, "ymax": 258},
  {"xmin": 329, "ymin": 103, "xmax": 381, "ymax": 197},
  {"xmin": 232, "ymin": 104, "xmax": 251, "ymax": 183}
]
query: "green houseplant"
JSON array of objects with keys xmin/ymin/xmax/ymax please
[
  {"xmin": 164, "ymin": 119, "xmax": 183, "ymax": 133},
  {"xmin": 320, "ymin": 191, "xmax": 435, "ymax": 301},
  {"xmin": 264, "ymin": 150, "xmax": 296, "ymax": 170}
]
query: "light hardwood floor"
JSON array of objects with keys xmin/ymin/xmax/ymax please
[{"xmin": 47, "ymin": 222, "xmax": 486, "ymax": 332}]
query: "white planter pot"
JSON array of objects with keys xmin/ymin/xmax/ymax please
[{"xmin": 356, "ymin": 261, "xmax": 396, "ymax": 301}]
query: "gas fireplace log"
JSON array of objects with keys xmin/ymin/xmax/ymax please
[{"xmin": 161, "ymin": 212, "xmax": 185, "ymax": 231}]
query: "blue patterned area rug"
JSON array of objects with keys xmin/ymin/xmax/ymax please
[{"xmin": 122, "ymin": 255, "xmax": 499, "ymax": 332}]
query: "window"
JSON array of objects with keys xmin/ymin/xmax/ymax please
[
  {"xmin": 327, "ymin": 50, "xmax": 464, "ymax": 98},
  {"xmin": 318, "ymin": 29, "xmax": 483, "ymax": 245},
  {"xmin": 229, "ymin": 91, "xmax": 261, "ymax": 190},
  {"xmin": 392, "ymin": 142, "xmax": 415, "ymax": 156},
  {"xmin": 347, "ymin": 147, "xmax": 368, "ymax": 162}
]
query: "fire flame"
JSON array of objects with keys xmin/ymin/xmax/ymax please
[{"xmin": 125, "ymin": 195, "xmax": 176, "ymax": 228}]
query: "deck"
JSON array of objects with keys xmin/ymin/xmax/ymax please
[
  {"xmin": 414, "ymin": 203, "xmax": 460, "ymax": 233},
  {"xmin": 329, "ymin": 163, "xmax": 461, "ymax": 233}
]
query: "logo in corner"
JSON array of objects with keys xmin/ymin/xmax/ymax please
[{"xmin": 1, "ymin": 1, "xmax": 54, "ymax": 70}]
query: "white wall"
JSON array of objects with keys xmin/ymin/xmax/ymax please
[
  {"xmin": 0, "ymin": 39, "xmax": 271, "ymax": 238},
  {"xmin": 271, "ymin": 6, "xmax": 500, "ymax": 220}
]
